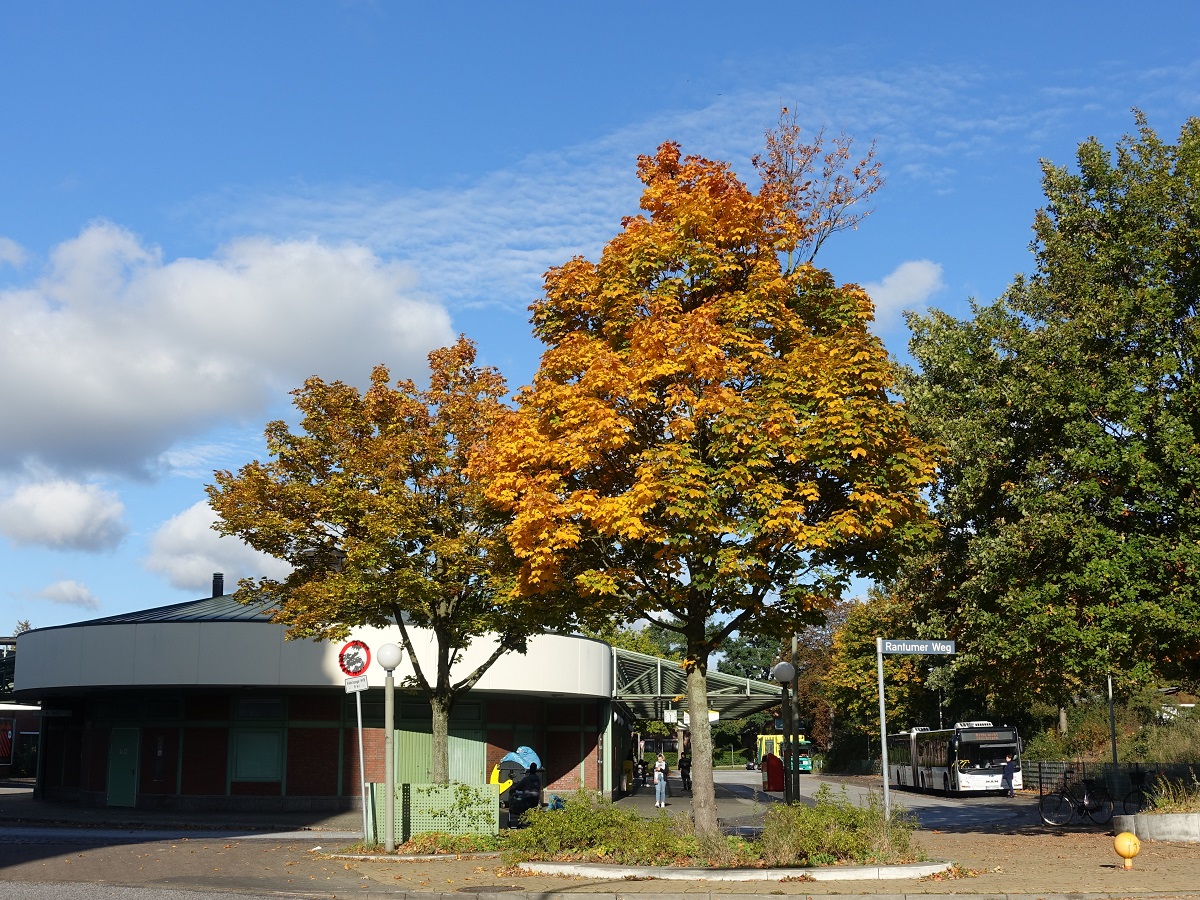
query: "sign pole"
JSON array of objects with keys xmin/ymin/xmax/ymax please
[
  {"xmin": 876, "ymin": 637, "xmax": 890, "ymax": 820},
  {"xmin": 356, "ymin": 690, "xmax": 368, "ymax": 842},
  {"xmin": 875, "ymin": 638, "xmax": 956, "ymax": 824},
  {"xmin": 338, "ymin": 640, "xmax": 373, "ymax": 845}
]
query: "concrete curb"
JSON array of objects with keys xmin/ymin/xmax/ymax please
[
  {"xmin": 1114, "ymin": 812, "xmax": 1200, "ymax": 842},
  {"xmin": 312, "ymin": 892, "xmax": 1200, "ymax": 900},
  {"xmin": 518, "ymin": 859, "xmax": 954, "ymax": 881}
]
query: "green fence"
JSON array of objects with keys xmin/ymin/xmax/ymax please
[{"xmin": 369, "ymin": 782, "xmax": 499, "ymax": 844}]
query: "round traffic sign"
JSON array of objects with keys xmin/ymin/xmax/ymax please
[{"xmin": 339, "ymin": 640, "xmax": 371, "ymax": 677}]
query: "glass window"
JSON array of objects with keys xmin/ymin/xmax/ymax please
[
  {"xmin": 232, "ymin": 729, "xmax": 282, "ymax": 780},
  {"xmin": 236, "ymin": 698, "xmax": 283, "ymax": 720}
]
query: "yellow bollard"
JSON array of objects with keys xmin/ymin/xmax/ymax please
[{"xmin": 1114, "ymin": 831, "xmax": 1141, "ymax": 870}]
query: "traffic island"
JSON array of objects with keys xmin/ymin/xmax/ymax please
[
  {"xmin": 518, "ymin": 859, "xmax": 954, "ymax": 881},
  {"xmin": 1113, "ymin": 812, "xmax": 1200, "ymax": 842}
]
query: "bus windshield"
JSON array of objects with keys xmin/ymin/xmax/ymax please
[{"xmin": 957, "ymin": 741, "xmax": 1019, "ymax": 770}]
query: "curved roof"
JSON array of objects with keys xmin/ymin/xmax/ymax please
[{"xmin": 31, "ymin": 594, "xmax": 275, "ymax": 628}]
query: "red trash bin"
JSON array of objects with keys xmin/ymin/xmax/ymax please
[{"xmin": 761, "ymin": 751, "xmax": 784, "ymax": 792}]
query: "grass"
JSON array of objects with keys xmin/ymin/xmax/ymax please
[{"xmin": 1149, "ymin": 769, "xmax": 1200, "ymax": 814}]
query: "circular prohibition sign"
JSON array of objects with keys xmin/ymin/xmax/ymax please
[{"xmin": 338, "ymin": 640, "xmax": 371, "ymax": 677}]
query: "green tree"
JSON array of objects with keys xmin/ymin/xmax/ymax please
[
  {"xmin": 718, "ymin": 629, "xmax": 782, "ymax": 681},
  {"xmin": 902, "ymin": 114, "xmax": 1200, "ymax": 705},
  {"xmin": 824, "ymin": 589, "xmax": 933, "ymax": 741},
  {"xmin": 208, "ymin": 338, "xmax": 558, "ymax": 783},
  {"xmin": 483, "ymin": 137, "xmax": 935, "ymax": 837}
]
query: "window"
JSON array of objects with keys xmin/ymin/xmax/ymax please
[
  {"xmin": 232, "ymin": 730, "xmax": 282, "ymax": 781},
  {"xmin": 236, "ymin": 698, "xmax": 283, "ymax": 720}
]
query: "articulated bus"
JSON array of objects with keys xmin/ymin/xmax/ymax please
[
  {"xmin": 887, "ymin": 721, "xmax": 1022, "ymax": 794},
  {"xmin": 755, "ymin": 733, "xmax": 813, "ymax": 772}
]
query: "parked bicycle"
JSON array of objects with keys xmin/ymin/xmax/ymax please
[
  {"xmin": 1040, "ymin": 769, "xmax": 1114, "ymax": 826},
  {"xmin": 1121, "ymin": 770, "xmax": 1155, "ymax": 814}
]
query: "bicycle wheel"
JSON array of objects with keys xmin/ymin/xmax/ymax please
[
  {"xmin": 1122, "ymin": 789, "xmax": 1146, "ymax": 815},
  {"xmin": 1040, "ymin": 791, "xmax": 1074, "ymax": 826},
  {"xmin": 1086, "ymin": 789, "xmax": 1114, "ymax": 825}
]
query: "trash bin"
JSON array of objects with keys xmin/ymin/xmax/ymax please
[{"xmin": 762, "ymin": 751, "xmax": 784, "ymax": 792}]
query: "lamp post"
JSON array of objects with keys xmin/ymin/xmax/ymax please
[
  {"xmin": 377, "ymin": 643, "xmax": 404, "ymax": 852},
  {"xmin": 771, "ymin": 661, "xmax": 796, "ymax": 804}
]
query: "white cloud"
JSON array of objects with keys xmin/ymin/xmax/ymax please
[
  {"xmin": 0, "ymin": 479, "xmax": 127, "ymax": 551},
  {"xmin": 35, "ymin": 579, "xmax": 101, "ymax": 609},
  {"xmin": 0, "ymin": 223, "xmax": 455, "ymax": 477},
  {"xmin": 143, "ymin": 500, "xmax": 291, "ymax": 592},
  {"xmin": 864, "ymin": 259, "xmax": 945, "ymax": 332},
  {"xmin": 0, "ymin": 237, "xmax": 26, "ymax": 268}
]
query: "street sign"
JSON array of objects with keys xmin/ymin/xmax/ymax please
[
  {"xmin": 339, "ymin": 640, "xmax": 371, "ymax": 676},
  {"xmin": 880, "ymin": 639, "xmax": 955, "ymax": 655},
  {"xmin": 344, "ymin": 674, "xmax": 369, "ymax": 693}
]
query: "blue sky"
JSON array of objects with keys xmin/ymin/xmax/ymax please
[{"xmin": 2, "ymin": 1, "xmax": 1198, "ymax": 632}]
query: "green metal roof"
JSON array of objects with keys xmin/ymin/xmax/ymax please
[
  {"xmin": 32, "ymin": 594, "xmax": 276, "ymax": 630},
  {"xmin": 611, "ymin": 646, "xmax": 780, "ymax": 723}
]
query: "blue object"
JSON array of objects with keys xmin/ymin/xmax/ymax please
[
  {"xmin": 500, "ymin": 746, "xmax": 542, "ymax": 770},
  {"xmin": 548, "ymin": 794, "xmax": 565, "ymax": 811}
]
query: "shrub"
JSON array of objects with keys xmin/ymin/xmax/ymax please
[
  {"xmin": 757, "ymin": 784, "xmax": 922, "ymax": 867},
  {"xmin": 401, "ymin": 832, "xmax": 500, "ymax": 854},
  {"xmin": 501, "ymin": 790, "xmax": 707, "ymax": 865},
  {"xmin": 1150, "ymin": 769, "xmax": 1200, "ymax": 814}
]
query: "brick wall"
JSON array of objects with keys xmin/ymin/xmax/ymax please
[
  {"xmin": 286, "ymin": 727, "xmax": 339, "ymax": 796},
  {"xmin": 288, "ymin": 694, "xmax": 341, "ymax": 722},
  {"xmin": 185, "ymin": 695, "xmax": 230, "ymax": 721},
  {"xmin": 82, "ymin": 725, "xmax": 109, "ymax": 792},
  {"xmin": 180, "ymin": 727, "xmax": 228, "ymax": 795},
  {"xmin": 546, "ymin": 730, "xmax": 582, "ymax": 791},
  {"xmin": 342, "ymin": 726, "xmax": 385, "ymax": 795}
]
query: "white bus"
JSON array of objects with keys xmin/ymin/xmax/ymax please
[{"xmin": 888, "ymin": 721, "xmax": 1022, "ymax": 794}]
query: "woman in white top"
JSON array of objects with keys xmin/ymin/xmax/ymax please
[{"xmin": 653, "ymin": 753, "xmax": 668, "ymax": 807}]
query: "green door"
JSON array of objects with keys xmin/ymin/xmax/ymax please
[{"xmin": 107, "ymin": 727, "xmax": 140, "ymax": 807}]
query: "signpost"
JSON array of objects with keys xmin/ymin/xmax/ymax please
[
  {"xmin": 339, "ymin": 640, "xmax": 371, "ymax": 843},
  {"xmin": 876, "ymin": 638, "xmax": 955, "ymax": 819}
]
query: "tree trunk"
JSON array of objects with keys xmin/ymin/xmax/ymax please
[
  {"xmin": 431, "ymin": 697, "xmax": 451, "ymax": 784},
  {"xmin": 1058, "ymin": 706, "xmax": 1069, "ymax": 736},
  {"xmin": 686, "ymin": 666, "xmax": 719, "ymax": 840}
]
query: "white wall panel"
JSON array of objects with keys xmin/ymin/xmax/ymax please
[{"xmin": 17, "ymin": 620, "xmax": 612, "ymax": 699}]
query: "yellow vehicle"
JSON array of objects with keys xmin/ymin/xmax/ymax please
[{"xmin": 755, "ymin": 733, "xmax": 813, "ymax": 771}]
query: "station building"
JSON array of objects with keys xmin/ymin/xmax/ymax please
[{"xmin": 14, "ymin": 581, "xmax": 779, "ymax": 812}]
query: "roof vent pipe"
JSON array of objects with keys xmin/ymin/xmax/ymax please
[{"xmin": 212, "ymin": 573, "xmax": 224, "ymax": 598}]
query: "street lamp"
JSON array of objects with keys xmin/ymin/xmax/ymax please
[
  {"xmin": 770, "ymin": 661, "xmax": 796, "ymax": 804},
  {"xmin": 377, "ymin": 642, "xmax": 404, "ymax": 852}
]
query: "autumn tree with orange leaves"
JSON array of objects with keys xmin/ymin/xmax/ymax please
[
  {"xmin": 208, "ymin": 338, "xmax": 555, "ymax": 784},
  {"xmin": 481, "ymin": 130, "xmax": 936, "ymax": 837}
]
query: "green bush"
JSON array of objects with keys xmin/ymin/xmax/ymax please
[
  {"xmin": 501, "ymin": 785, "xmax": 920, "ymax": 868},
  {"xmin": 501, "ymin": 790, "xmax": 752, "ymax": 866},
  {"xmin": 757, "ymin": 784, "xmax": 922, "ymax": 867},
  {"xmin": 401, "ymin": 831, "xmax": 501, "ymax": 854},
  {"xmin": 1150, "ymin": 769, "xmax": 1200, "ymax": 814}
]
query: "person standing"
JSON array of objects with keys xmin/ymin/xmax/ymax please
[
  {"xmin": 1001, "ymin": 754, "xmax": 1016, "ymax": 798},
  {"xmin": 653, "ymin": 753, "xmax": 668, "ymax": 808},
  {"xmin": 678, "ymin": 749, "xmax": 692, "ymax": 793}
]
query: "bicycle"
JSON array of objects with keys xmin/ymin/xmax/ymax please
[
  {"xmin": 1040, "ymin": 769, "xmax": 1114, "ymax": 826},
  {"xmin": 1121, "ymin": 770, "xmax": 1155, "ymax": 814}
]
